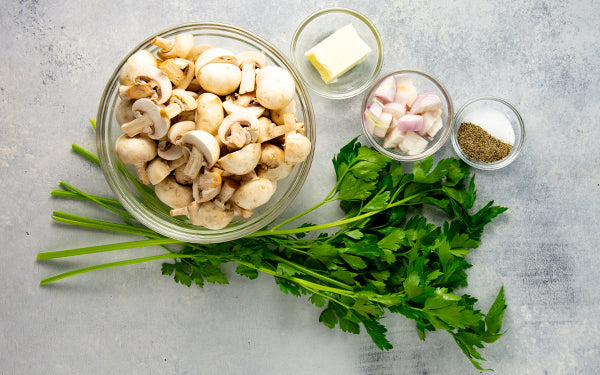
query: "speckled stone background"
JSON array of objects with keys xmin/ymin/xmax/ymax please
[{"xmin": 1, "ymin": 1, "xmax": 599, "ymax": 374}]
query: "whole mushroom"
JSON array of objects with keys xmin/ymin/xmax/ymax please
[
  {"xmin": 218, "ymin": 143, "xmax": 261, "ymax": 176},
  {"xmin": 195, "ymin": 93, "xmax": 225, "ymax": 135},
  {"xmin": 114, "ymin": 134, "xmax": 157, "ymax": 185},
  {"xmin": 170, "ymin": 201, "xmax": 234, "ymax": 230},
  {"xmin": 255, "ymin": 66, "xmax": 295, "ymax": 110},
  {"xmin": 155, "ymin": 176, "xmax": 194, "ymax": 209},
  {"xmin": 231, "ymin": 175, "xmax": 276, "ymax": 211},
  {"xmin": 196, "ymin": 63, "xmax": 242, "ymax": 96},
  {"xmin": 118, "ymin": 50, "xmax": 157, "ymax": 85}
]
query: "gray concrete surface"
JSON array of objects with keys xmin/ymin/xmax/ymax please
[{"xmin": 1, "ymin": 1, "xmax": 599, "ymax": 374}]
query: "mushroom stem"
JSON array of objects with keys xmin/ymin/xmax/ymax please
[
  {"xmin": 183, "ymin": 146, "xmax": 205, "ymax": 180},
  {"xmin": 120, "ymin": 115, "xmax": 154, "ymax": 137},
  {"xmin": 134, "ymin": 163, "xmax": 151, "ymax": 185},
  {"xmin": 239, "ymin": 63, "xmax": 256, "ymax": 94}
]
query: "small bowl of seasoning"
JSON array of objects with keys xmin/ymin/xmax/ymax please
[{"xmin": 451, "ymin": 96, "xmax": 525, "ymax": 170}]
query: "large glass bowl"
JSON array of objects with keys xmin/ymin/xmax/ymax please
[{"xmin": 96, "ymin": 23, "xmax": 315, "ymax": 243}]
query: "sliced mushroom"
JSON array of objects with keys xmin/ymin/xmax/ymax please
[
  {"xmin": 129, "ymin": 65, "xmax": 172, "ymax": 105},
  {"xmin": 151, "ymin": 34, "xmax": 194, "ymax": 59},
  {"xmin": 118, "ymin": 50, "xmax": 157, "ymax": 85},
  {"xmin": 170, "ymin": 201, "xmax": 234, "ymax": 229},
  {"xmin": 256, "ymin": 117, "xmax": 286, "ymax": 143},
  {"xmin": 180, "ymin": 130, "xmax": 220, "ymax": 180},
  {"xmin": 118, "ymin": 84, "xmax": 156, "ymax": 101},
  {"xmin": 270, "ymin": 99, "xmax": 296, "ymax": 125},
  {"xmin": 174, "ymin": 164, "xmax": 194, "ymax": 185},
  {"xmin": 159, "ymin": 58, "xmax": 195, "ymax": 89},
  {"xmin": 146, "ymin": 157, "xmax": 173, "ymax": 185},
  {"xmin": 237, "ymin": 51, "xmax": 267, "ymax": 94},
  {"xmin": 213, "ymin": 178, "xmax": 239, "ymax": 209},
  {"xmin": 157, "ymin": 141, "xmax": 183, "ymax": 161},
  {"xmin": 161, "ymin": 89, "xmax": 198, "ymax": 119},
  {"xmin": 167, "ymin": 120, "xmax": 195, "ymax": 145},
  {"xmin": 231, "ymin": 176, "xmax": 276, "ymax": 210},
  {"xmin": 192, "ymin": 167, "xmax": 223, "ymax": 203},
  {"xmin": 187, "ymin": 43, "xmax": 213, "ymax": 64},
  {"xmin": 114, "ymin": 134, "xmax": 157, "ymax": 185},
  {"xmin": 196, "ymin": 63, "xmax": 242, "ymax": 96},
  {"xmin": 155, "ymin": 176, "xmax": 194, "ymax": 209},
  {"xmin": 218, "ymin": 110, "xmax": 259, "ymax": 150},
  {"xmin": 255, "ymin": 66, "xmax": 295, "ymax": 110},
  {"xmin": 218, "ymin": 143, "xmax": 261, "ymax": 176},
  {"xmin": 256, "ymin": 162, "xmax": 295, "ymax": 181},
  {"xmin": 222, "ymin": 93, "xmax": 265, "ymax": 118},
  {"xmin": 195, "ymin": 93, "xmax": 224, "ymax": 135},
  {"xmin": 120, "ymin": 98, "xmax": 170, "ymax": 139},
  {"xmin": 259, "ymin": 143, "xmax": 284, "ymax": 169}
]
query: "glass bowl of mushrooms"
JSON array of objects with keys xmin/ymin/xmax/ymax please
[{"xmin": 96, "ymin": 23, "xmax": 315, "ymax": 243}]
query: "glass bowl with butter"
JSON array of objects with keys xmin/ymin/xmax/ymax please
[{"xmin": 291, "ymin": 8, "xmax": 383, "ymax": 99}]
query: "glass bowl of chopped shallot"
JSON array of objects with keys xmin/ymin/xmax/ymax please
[
  {"xmin": 451, "ymin": 96, "xmax": 525, "ymax": 170},
  {"xmin": 361, "ymin": 69, "xmax": 454, "ymax": 161}
]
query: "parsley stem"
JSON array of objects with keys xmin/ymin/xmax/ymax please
[
  {"xmin": 37, "ymin": 238, "xmax": 182, "ymax": 260},
  {"xmin": 39, "ymin": 253, "xmax": 192, "ymax": 285},
  {"xmin": 51, "ymin": 190, "xmax": 123, "ymax": 208},
  {"xmin": 52, "ymin": 211, "xmax": 160, "ymax": 237},
  {"xmin": 275, "ymin": 256, "xmax": 353, "ymax": 291},
  {"xmin": 59, "ymin": 181, "xmax": 133, "ymax": 219}
]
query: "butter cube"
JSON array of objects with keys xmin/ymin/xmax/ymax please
[{"xmin": 305, "ymin": 24, "xmax": 371, "ymax": 84}]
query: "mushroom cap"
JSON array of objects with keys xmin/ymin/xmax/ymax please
[
  {"xmin": 255, "ymin": 66, "xmax": 295, "ymax": 110},
  {"xmin": 259, "ymin": 143, "xmax": 284, "ymax": 169},
  {"xmin": 218, "ymin": 143, "xmax": 261, "ymax": 176},
  {"xmin": 159, "ymin": 58, "xmax": 195, "ymax": 89},
  {"xmin": 131, "ymin": 98, "xmax": 170, "ymax": 140},
  {"xmin": 118, "ymin": 50, "xmax": 157, "ymax": 85},
  {"xmin": 284, "ymin": 132, "xmax": 312, "ymax": 164},
  {"xmin": 155, "ymin": 34, "xmax": 194, "ymax": 60},
  {"xmin": 256, "ymin": 162, "xmax": 295, "ymax": 181},
  {"xmin": 114, "ymin": 134, "xmax": 157, "ymax": 165},
  {"xmin": 157, "ymin": 141, "xmax": 183, "ymax": 160},
  {"xmin": 180, "ymin": 130, "xmax": 220, "ymax": 168},
  {"xmin": 197, "ymin": 63, "xmax": 242, "ymax": 96},
  {"xmin": 186, "ymin": 201, "xmax": 235, "ymax": 229},
  {"xmin": 194, "ymin": 47, "xmax": 239, "ymax": 73},
  {"xmin": 115, "ymin": 99, "xmax": 135, "ymax": 125},
  {"xmin": 236, "ymin": 51, "xmax": 267, "ymax": 68},
  {"xmin": 195, "ymin": 92, "xmax": 224, "ymax": 135},
  {"xmin": 231, "ymin": 177, "xmax": 276, "ymax": 210},
  {"xmin": 155, "ymin": 176, "xmax": 194, "ymax": 209},
  {"xmin": 218, "ymin": 110, "xmax": 260, "ymax": 149}
]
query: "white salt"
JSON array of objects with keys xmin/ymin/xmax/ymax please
[{"xmin": 463, "ymin": 108, "xmax": 515, "ymax": 145}]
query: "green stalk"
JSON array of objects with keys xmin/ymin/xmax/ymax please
[
  {"xmin": 72, "ymin": 144, "xmax": 99, "ymax": 165},
  {"xmin": 37, "ymin": 238, "xmax": 182, "ymax": 260},
  {"xmin": 39, "ymin": 253, "xmax": 194, "ymax": 285},
  {"xmin": 52, "ymin": 211, "xmax": 160, "ymax": 238},
  {"xmin": 275, "ymin": 256, "xmax": 353, "ymax": 291},
  {"xmin": 59, "ymin": 181, "xmax": 133, "ymax": 219},
  {"xmin": 51, "ymin": 190, "xmax": 123, "ymax": 208}
]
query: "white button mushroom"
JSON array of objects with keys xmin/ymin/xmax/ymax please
[
  {"xmin": 217, "ymin": 143, "xmax": 261, "ymax": 176},
  {"xmin": 155, "ymin": 176, "xmax": 194, "ymax": 209},
  {"xmin": 255, "ymin": 66, "xmax": 295, "ymax": 110},
  {"xmin": 151, "ymin": 34, "xmax": 194, "ymax": 60},
  {"xmin": 157, "ymin": 141, "xmax": 183, "ymax": 161},
  {"xmin": 195, "ymin": 93, "xmax": 225, "ymax": 136},
  {"xmin": 115, "ymin": 99, "xmax": 135, "ymax": 125},
  {"xmin": 129, "ymin": 65, "xmax": 173, "ymax": 105},
  {"xmin": 161, "ymin": 89, "xmax": 198, "ymax": 119},
  {"xmin": 237, "ymin": 51, "xmax": 267, "ymax": 94},
  {"xmin": 159, "ymin": 58, "xmax": 195, "ymax": 90},
  {"xmin": 170, "ymin": 201, "xmax": 234, "ymax": 230},
  {"xmin": 114, "ymin": 134, "xmax": 157, "ymax": 185},
  {"xmin": 146, "ymin": 157, "xmax": 174, "ymax": 185},
  {"xmin": 282, "ymin": 113, "xmax": 311, "ymax": 164},
  {"xmin": 259, "ymin": 143, "xmax": 284, "ymax": 169},
  {"xmin": 231, "ymin": 176, "xmax": 276, "ymax": 211},
  {"xmin": 167, "ymin": 120, "xmax": 196, "ymax": 145},
  {"xmin": 120, "ymin": 98, "xmax": 170, "ymax": 140},
  {"xmin": 218, "ymin": 110, "xmax": 260, "ymax": 150},
  {"xmin": 194, "ymin": 47, "xmax": 239, "ymax": 72},
  {"xmin": 180, "ymin": 130, "xmax": 220, "ymax": 180},
  {"xmin": 192, "ymin": 167, "xmax": 223, "ymax": 203},
  {"xmin": 196, "ymin": 63, "xmax": 242, "ymax": 96},
  {"xmin": 118, "ymin": 50, "xmax": 157, "ymax": 86}
]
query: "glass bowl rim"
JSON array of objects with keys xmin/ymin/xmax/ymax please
[
  {"xmin": 451, "ymin": 95, "xmax": 525, "ymax": 170},
  {"xmin": 360, "ymin": 68, "xmax": 454, "ymax": 162},
  {"xmin": 95, "ymin": 22, "xmax": 316, "ymax": 243},
  {"xmin": 290, "ymin": 7, "xmax": 384, "ymax": 100}
]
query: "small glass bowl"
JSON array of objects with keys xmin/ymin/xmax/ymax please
[
  {"xmin": 96, "ymin": 23, "xmax": 315, "ymax": 243},
  {"xmin": 451, "ymin": 97, "xmax": 525, "ymax": 170},
  {"xmin": 291, "ymin": 8, "xmax": 383, "ymax": 99},
  {"xmin": 360, "ymin": 69, "xmax": 454, "ymax": 161}
]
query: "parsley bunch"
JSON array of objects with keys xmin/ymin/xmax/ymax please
[{"xmin": 38, "ymin": 131, "xmax": 507, "ymax": 371}]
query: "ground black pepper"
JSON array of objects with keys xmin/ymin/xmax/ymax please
[{"xmin": 457, "ymin": 122, "xmax": 512, "ymax": 163}]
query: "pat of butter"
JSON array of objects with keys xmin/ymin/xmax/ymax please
[{"xmin": 305, "ymin": 24, "xmax": 371, "ymax": 84}]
